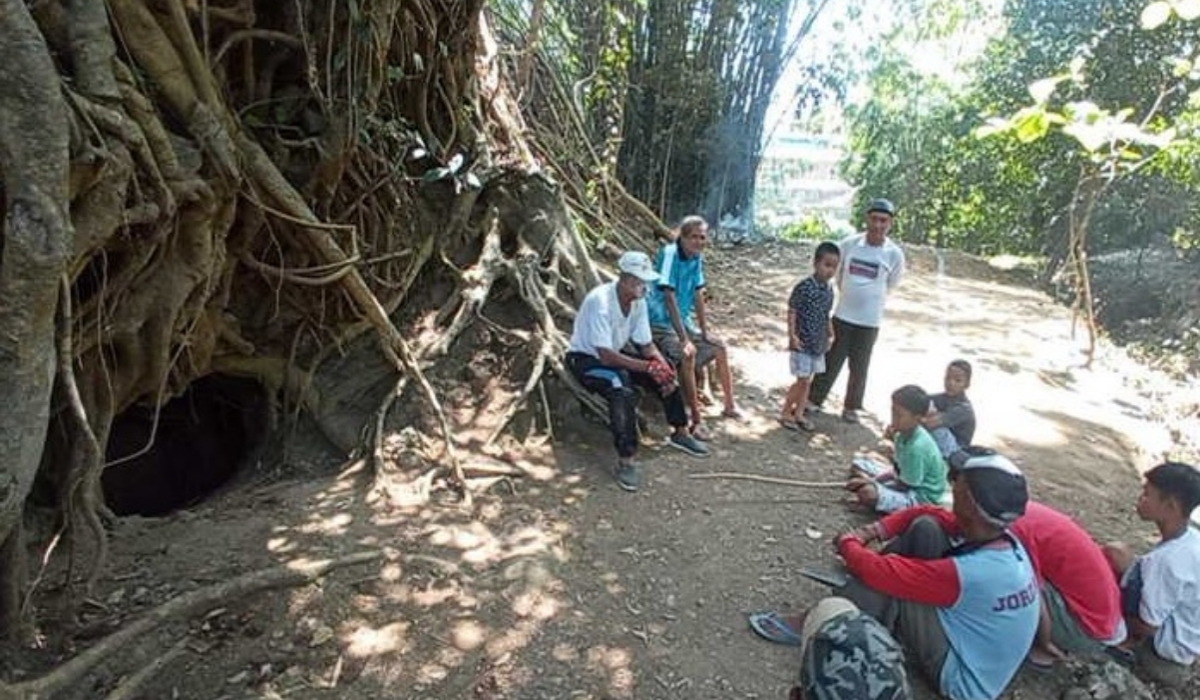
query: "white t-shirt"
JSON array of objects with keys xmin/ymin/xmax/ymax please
[
  {"xmin": 568, "ymin": 281, "xmax": 652, "ymax": 358},
  {"xmin": 1132, "ymin": 526, "xmax": 1200, "ymax": 664},
  {"xmin": 833, "ymin": 233, "xmax": 905, "ymax": 328}
]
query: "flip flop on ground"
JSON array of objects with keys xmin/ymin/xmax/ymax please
[
  {"xmin": 1023, "ymin": 655, "xmax": 1055, "ymax": 673},
  {"xmin": 748, "ymin": 611, "xmax": 803, "ymax": 646},
  {"xmin": 779, "ymin": 416, "xmax": 815, "ymax": 432}
]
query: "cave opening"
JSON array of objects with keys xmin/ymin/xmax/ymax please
[{"xmin": 101, "ymin": 374, "xmax": 267, "ymax": 517}]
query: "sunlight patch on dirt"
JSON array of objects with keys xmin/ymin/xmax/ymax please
[
  {"xmin": 345, "ymin": 620, "xmax": 409, "ymax": 656},
  {"xmin": 586, "ymin": 644, "xmax": 635, "ymax": 699}
]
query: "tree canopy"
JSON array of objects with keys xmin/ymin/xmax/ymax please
[{"xmin": 839, "ymin": 0, "xmax": 1200, "ymax": 261}]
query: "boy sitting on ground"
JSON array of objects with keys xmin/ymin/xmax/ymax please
[
  {"xmin": 846, "ymin": 385, "xmax": 947, "ymax": 513},
  {"xmin": 923, "ymin": 360, "xmax": 975, "ymax": 458},
  {"xmin": 779, "ymin": 242, "xmax": 840, "ymax": 432},
  {"xmin": 1102, "ymin": 461, "xmax": 1200, "ymax": 688}
]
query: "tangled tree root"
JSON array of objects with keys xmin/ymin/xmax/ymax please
[
  {"xmin": 0, "ymin": 552, "xmax": 381, "ymax": 700},
  {"xmin": 1, "ymin": 0, "xmax": 662, "ymax": 643}
]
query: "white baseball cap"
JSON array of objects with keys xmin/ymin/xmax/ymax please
[{"xmin": 617, "ymin": 251, "xmax": 659, "ymax": 282}]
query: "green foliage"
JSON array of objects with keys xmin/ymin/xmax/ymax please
[
  {"xmin": 840, "ymin": 0, "xmax": 1200, "ymax": 259},
  {"xmin": 778, "ymin": 213, "xmax": 834, "ymax": 241}
]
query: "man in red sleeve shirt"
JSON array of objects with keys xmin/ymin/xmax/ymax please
[
  {"xmin": 752, "ymin": 449, "xmax": 1038, "ymax": 700},
  {"xmin": 1010, "ymin": 501, "xmax": 1126, "ymax": 667}
]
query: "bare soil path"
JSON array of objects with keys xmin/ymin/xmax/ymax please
[{"xmin": 17, "ymin": 240, "xmax": 1199, "ymax": 700}]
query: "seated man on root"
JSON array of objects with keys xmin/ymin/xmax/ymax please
[
  {"xmin": 751, "ymin": 449, "xmax": 1038, "ymax": 700},
  {"xmin": 1102, "ymin": 460, "xmax": 1200, "ymax": 688},
  {"xmin": 565, "ymin": 251, "xmax": 710, "ymax": 493},
  {"xmin": 645, "ymin": 215, "xmax": 741, "ymax": 440}
]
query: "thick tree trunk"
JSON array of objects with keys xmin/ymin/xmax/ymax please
[
  {"xmin": 0, "ymin": 0, "xmax": 662, "ymax": 646},
  {"xmin": 0, "ymin": 0, "xmax": 72, "ymax": 640}
]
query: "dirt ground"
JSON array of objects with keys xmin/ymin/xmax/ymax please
[{"xmin": 12, "ymin": 240, "xmax": 1200, "ymax": 700}]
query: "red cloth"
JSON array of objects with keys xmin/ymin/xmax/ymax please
[
  {"xmin": 839, "ymin": 507, "xmax": 963, "ymax": 606},
  {"xmin": 1008, "ymin": 501, "xmax": 1123, "ymax": 641}
]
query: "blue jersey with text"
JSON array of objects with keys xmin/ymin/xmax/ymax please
[{"xmin": 937, "ymin": 538, "xmax": 1039, "ymax": 700}]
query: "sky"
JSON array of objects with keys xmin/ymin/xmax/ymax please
[{"xmin": 764, "ymin": 0, "xmax": 1006, "ymax": 142}]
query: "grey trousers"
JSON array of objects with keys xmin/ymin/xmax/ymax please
[{"xmin": 841, "ymin": 515, "xmax": 952, "ymax": 685}]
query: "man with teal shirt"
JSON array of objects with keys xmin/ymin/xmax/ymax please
[{"xmin": 646, "ymin": 216, "xmax": 741, "ymax": 439}]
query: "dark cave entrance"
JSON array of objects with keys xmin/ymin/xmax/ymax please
[{"xmin": 101, "ymin": 374, "xmax": 267, "ymax": 517}]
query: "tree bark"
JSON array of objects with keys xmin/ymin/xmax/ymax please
[{"xmin": 0, "ymin": 0, "xmax": 73, "ymax": 640}]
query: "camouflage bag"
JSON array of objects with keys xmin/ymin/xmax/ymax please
[{"xmin": 796, "ymin": 609, "xmax": 911, "ymax": 700}]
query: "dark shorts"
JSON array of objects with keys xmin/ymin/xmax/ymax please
[
  {"xmin": 1044, "ymin": 582, "xmax": 1108, "ymax": 654},
  {"xmin": 652, "ymin": 327, "xmax": 721, "ymax": 368}
]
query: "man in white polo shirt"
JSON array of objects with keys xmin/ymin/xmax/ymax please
[
  {"xmin": 809, "ymin": 198, "xmax": 906, "ymax": 423},
  {"xmin": 566, "ymin": 251, "xmax": 710, "ymax": 492}
]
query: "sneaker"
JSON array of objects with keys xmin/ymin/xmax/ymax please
[
  {"xmin": 668, "ymin": 432, "xmax": 711, "ymax": 457},
  {"xmin": 841, "ymin": 409, "xmax": 860, "ymax": 424},
  {"xmin": 613, "ymin": 461, "xmax": 640, "ymax": 492}
]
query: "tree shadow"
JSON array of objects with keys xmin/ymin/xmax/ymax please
[{"xmin": 994, "ymin": 408, "xmax": 1145, "ymax": 531}]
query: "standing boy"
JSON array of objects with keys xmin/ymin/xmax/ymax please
[
  {"xmin": 809, "ymin": 198, "xmax": 905, "ymax": 423},
  {"xmin": 780, "ymin": 242, "xmax": 840, "ymax": 432},
  {"xmin": 1103, "ymin": 461, "xmax": 1200, "ymax": 687},
  {"xmin": 566, "ymin": 251, "xmax": 710, "ymax": 492}
]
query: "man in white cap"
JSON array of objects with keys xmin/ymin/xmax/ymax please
[{"xmin": 566, "ymin": 251, "xmax": 710, "ymax": 492}]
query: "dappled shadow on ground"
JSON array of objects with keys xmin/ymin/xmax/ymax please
[{"xmin": 45, "ymin": 239, "xmax": 1193, "ymax": 700}]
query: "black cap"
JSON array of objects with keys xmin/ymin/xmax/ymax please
[
  {"xmin": 949, "ymin": 448, "xmax": 1028, "ymax": 528},
  {"xmin": 866, "ymin": 198, "xmax": 896, "ymax": 217}
]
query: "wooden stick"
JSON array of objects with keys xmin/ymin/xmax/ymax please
[{"xmin": 687, "ymin": 472, "xmax": 844, "ymax": 488}]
